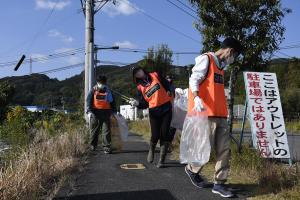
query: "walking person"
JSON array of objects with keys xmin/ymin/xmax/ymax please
[
  {"xmin": 86, "ymin": 75, "xmax": 116, "ymax": 154},
  {"xmin": 130, "ymin": 67, "xmax": 173, "ymax": 168},
  {"xmin": 185, "ymin": 38, "xmax": 242, "ymax": 198}
]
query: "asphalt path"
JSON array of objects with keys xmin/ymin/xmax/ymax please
[{"xmin": 55, "ymin": 133, "xmax": 251, "ymax": 200}]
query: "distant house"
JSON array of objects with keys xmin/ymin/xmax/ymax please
[
  {"xmin": 23, "ymin": 106, "xmax": 48, "ymax": 112},
  {"xmin": 120, "ymin": 105, "xmax": 137, "ymax": 120},
  {"xmin": 120, "ymin": 105, "xmax": 149, "ymax": 120}
]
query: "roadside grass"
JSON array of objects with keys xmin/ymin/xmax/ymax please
[
  {"xmin": 129, "ymin": 120, "xmax": 300, "ymax": 199},
  {"xmin": 0, "ymin": 126, "xmax": 89, "ymax": 200},
  {"xmin": 285, "ymin": 120, "xmax": 300, "ymax": 133},
  {"xmin": 0, "ymin": 107, "xmax": 90, "ymax": 200}
]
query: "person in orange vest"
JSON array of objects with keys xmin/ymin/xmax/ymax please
[
  {"xmin": 130, "ymin": 67, "xmax": 173, "ymax": 168},
  {"xmin": 185, "ymin": 38, "xmax": 242, "ymax": 198},
  {"xmin": 86, "ymin": 75, "xmax": 116, "ymax": 154}
]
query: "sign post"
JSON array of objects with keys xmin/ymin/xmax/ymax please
[{"xmin": 243, "ymin": 72, "xmax": 291, "ymax": 162}]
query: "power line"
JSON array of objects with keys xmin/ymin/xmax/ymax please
[
  {"xmin": 37, "ymin": 60, "xmax": 130, "ymax": 75},
  {"xmin": 99, "ymin": 60, "xmax": 131, "ymax": 65},
  {"xmin": 111, "ymin": 47, "xmax": 200, "ymax": 55},
  {"xmin": 26, "ymin": 0, "xmax": 59, "ymax": 52},
  {"xmin": 173, "ymin": 0, "xmax": 198, "ymax": 15},
  {"xmin": 0, "ymin": 48, "xmax": 85, "ymax": 67},
  {"xmin": 95, "ymin": 0, "xmax": 110, "ymax": 13},
  {"xmin": 37, "ymin": 63, "xmax": 84, "ymax": 74},
  {"xmin": 0, "ymin": 46, "xmax": 200, "ymax": 68},
  {"xmin": 118, "ymin": 0, "xmax": 200, "ymax": 44},
  {"xmin": 277, "ymin": 51, "xmax": 294, "ymax": 58},
  {"xmin": 0, "ymin": 9, "xmax": 81, "ymax": 59},
  {"xmin": 279, "ymin": 43, "xmax": 300, "ymax": 50},
  {"xmin": 166, "ymin": 0, "xmax": 198, "ymax": 20}
]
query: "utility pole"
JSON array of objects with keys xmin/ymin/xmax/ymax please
[
  {"xmin": 84, "ymin": 0, "xmax": 95, "ymax": 120},
  {"xmin": 94, "ymin": 47, "xmax": 98, "ymax": 80},
  {"xmin": 30, "ymin": 56, "xmax": 32, "ymax": 75}
]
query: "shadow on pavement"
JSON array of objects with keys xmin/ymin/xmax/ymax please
[
  {"xmin": 164, "ymin": 162, "xmax": 185, "ymax": 168},
  {"xmin": 227, "ymin": 183, "xmax": 258, "ymax": 198},
  {"xmin": 112, "ymin": 149, "xmax": 150, "ymax": 154},
  {"xmin": 54, "ymin": 189, "xmax": 177, "ymax": 200}
]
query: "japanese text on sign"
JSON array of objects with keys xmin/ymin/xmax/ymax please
[{"xmin": 244, "ymin": 72, "xmax": 290, "ymax": 159}]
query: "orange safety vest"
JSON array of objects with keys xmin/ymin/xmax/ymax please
[
  {"xmin": 187, "ymin": 53, "xmax": 228, "ymax": 117},
  {"xmin": 138, "ymin": 72, "xmax": 172, "ymax": 109},
  {"xmin": 92, "ymin": 90, "xmax": 111, "ymax": 110}
]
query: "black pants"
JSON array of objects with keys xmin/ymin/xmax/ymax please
[
  {"xmin": 149, "ymin": 108, "xmax": 172, "ymax": 145},
  {"xmin": 90, "ymin": 110, "xmax": 111, "ymax": 148},
  {"xmin": 169, "ymin": 127, "xmax": 177, "ymax": 141}
]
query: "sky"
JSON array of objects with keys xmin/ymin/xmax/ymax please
[{"xmin": 0, "ymin": 0, "xmax": 299, "ymax": 80}]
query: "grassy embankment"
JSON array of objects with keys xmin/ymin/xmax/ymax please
[
  {"xmin": 0, "ymin": 106, "xmax": 89, "ymax": 200},
  {"xmin": 129, "ymin": 119, "xmax": 300, "ymax": 200}
]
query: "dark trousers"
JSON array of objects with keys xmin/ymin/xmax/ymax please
[
  {"xmin": 90, "ymin": 110, "xmax": 111, "ymax": 148},
  {"xmin": 169, "ymin": 127, "xmax": 177, "ymax": 141},
  {"xmin": 149, "ymin": 108, "xmax": 172, "ymax": 145}
]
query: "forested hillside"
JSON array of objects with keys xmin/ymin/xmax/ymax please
[
  {"xmin": 0, "ymin": 63, "xmax": 190, "ymax": 111},
  {"xmin": 1, "ymin": 58, "xmax": 299, "ymax": 117}
]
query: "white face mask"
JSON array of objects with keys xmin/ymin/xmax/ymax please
[
  {"xmin": 226, "ymin": 55, "xmax": 235, "ymax": 65},
  {"xmin": 97, "ymin": 83, "xmax": 105, "ymax": 89},
  {"xmin": 221, "ymin": 55, "xmax": 235, "ymax": 70}
]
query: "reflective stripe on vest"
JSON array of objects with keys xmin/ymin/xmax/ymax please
[
  {"xmin": 187, "ymin": 53, "xmax": 228, "ymax": 117},
  {"xmin": 138, "ymin": 72, "xmax": 172, "ymax": 108},
  {"xmin": 93, "ymin": 90, "xmax": 111, "ymax": 110}
]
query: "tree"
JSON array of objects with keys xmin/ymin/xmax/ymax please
[
  {"xmin": 189, "ymin": 0, "xmax": 291, "ymax": 133},
  {"xmin": 0, "ymin": 82, "xmax": 15, "ymax": 121},
  {"xmin": 140, "ymin": 44, "xmax": 173, "ymax": 77}
]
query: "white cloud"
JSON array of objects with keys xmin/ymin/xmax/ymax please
[
  {"xmin": 35, "ymin": 0, "xmax": 71, "ymax": 10},
  {"xmin": 48, "ymin": 29, "xmax": 74, "ymax": 43},
  {"xmin": 114, "ymin": 40, "xmax": 137, "ymax": 48},
  {"xmin": 102, "ymin": 0, "xmax": 138, "ymax": 17}
]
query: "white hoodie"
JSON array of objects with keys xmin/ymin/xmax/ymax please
[{"xmin": 189, "ymin": 52, "xmax": 221, "ymax": 93}]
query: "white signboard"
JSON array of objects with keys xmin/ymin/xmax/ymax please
[{"xmin": 244, "ymin": 72, "xmax": 290, "ymax": 159}]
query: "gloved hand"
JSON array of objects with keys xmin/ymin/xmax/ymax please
[
  {"xmin": 193, "ymin": 96, "xmax": 204, "ymax": 112},
  {"xmin": 175, "ymin": 88, "xmax": 184, "ymax": 96},
  {"xmin": 129, "ymin": 98, "xmax": 139, "ymax": 107},
  {"xmin": 87, "ymin": 112, "xmax": 95, "ymax": 121},
  {"xmin": 167, "ymin": 91, "xmax": 172, "ymax": 97}
]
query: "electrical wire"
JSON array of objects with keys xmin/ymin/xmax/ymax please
[
  {"xmin": 0, "ymin": 48, "xmax": 85, "ymax": 68},
  {"xmin": 36, "ymin": 59, "xmax": 130, "ymax": 75},
  {"xmin": 118, "ymin": 0, "xmax": 200, "ymax": 44},
  {"xmin": 0, "ymin": 45, "xmax": 200, "ymax": 68},
  {"xmin": 26, "ymin": 0, "xmax": 59, "ymax": 52},
  {"xmin": 166, "ymin": 0, "xmax": 198, "ymax": 20},
  {"xmin": 37, "ymin": 62, "xmax": 84, "ymax": 74},
  {"xmin": 95, "ymin": 0, "xmax": 110, "ymax": 13},
  {"xmin": 173, "ymin": 0, "xmax": 198, "ymax": 15}
]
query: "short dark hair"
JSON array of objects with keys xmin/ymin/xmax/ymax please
[
  {"xmin": 132, "ymin": 66, "xmax": 148, "ymax": 84},
  {"xmin": 221, "ymin": 37, "xmax": 243, "ymax": 55},
  {"xmin": 96, "ymin": 75, "xmax": 107, "ymax": 83}
]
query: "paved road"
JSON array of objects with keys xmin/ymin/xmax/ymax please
[
  {"xmin": 232, "ymin": 130, "xmax": 300, "ymax": 161},
  {"xmin": 55, "ymin": 133, "xmax": 250, "ymax": 200}
]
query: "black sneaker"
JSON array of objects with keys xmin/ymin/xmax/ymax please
[
  {"xmin": 185, "ymin": 166, "xmax": 206, "ymax": 188},
  {"xmin": 103, "ymin": 147, "xmax": 112, "ymax": 154},
  {"xmin": 212, "ymin": 184, "xmax": 234, "ymax": 198}
]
